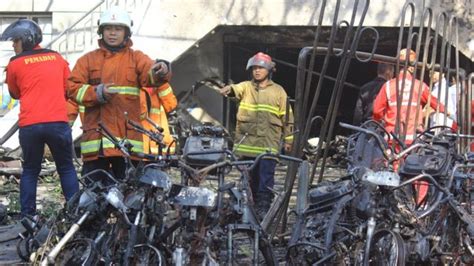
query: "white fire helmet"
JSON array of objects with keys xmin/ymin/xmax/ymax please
[{"xmin": 97, "ymin": 6, "xmax": 133, "ymax": 36}]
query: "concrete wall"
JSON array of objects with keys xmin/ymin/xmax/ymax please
[
  {"xmin": 134, "ymin": 0, "xmax": 473, "ymax": 61},
  {"xmin": 2, "ymin": 0, "xmax": 472, "ymax": 61},
  {"xmin": 1, "ymin": 0, "xmax": 472, "ymax": 122}
]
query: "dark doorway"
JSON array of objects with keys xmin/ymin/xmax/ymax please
[{"xmin": 222, "ymin": 25, "xmax": 472, "ymax": 138}]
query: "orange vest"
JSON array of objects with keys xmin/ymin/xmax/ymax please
[
  {"xmin": 140, "ymin": 84, "xmax": 177, "ymax": 155},
  {"xmin": 374, "ymin": 72, "xmax": 444, "ymax": 144}
]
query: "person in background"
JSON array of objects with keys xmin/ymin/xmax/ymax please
[
  {"xmin": 219, "ymin": 52, "xmax": 294, "ymax": 219},
  {"xmin": 1, "ymin": 19, "xmax": 79, "ymax": 217},
  {"xmin": 373, "ymin": 48, "xmax": 446, "ymax": 205},
  {"xmin": 430, "ymin": 71, "xmax": 457, "ymax": 129},
  {"xmin": 67, "ymin": 6, "xmax": 171, "ymax": 180},
  {"xmin": 353, "ymin": 62, "xmax": 394, "ymax": 125},
  {"xmin": 139, "ymin": 85, "xmax": 177, "ymax": 155},
  {"xmin": 373, "ymin": 48, "xmax": 446, "ymax": 145}
]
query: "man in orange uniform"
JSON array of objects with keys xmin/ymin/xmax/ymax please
[
  {"xmin": 373, "ymin": 48, "xmax": 445, "ymax": 204},
  {"xmin": 67, "ymin": 86, "xmax": 177, "ymax": 156},
  {"xmin": 67, "ymin": 6, "xmax": 171, "ymax": 179},
  {"xmin": 373, "ymin": 49, "xmax": 445, "ymax": 145},
  {"xmin": 1, "ymin": 19, "xmax": 79, "ymax": 216}
]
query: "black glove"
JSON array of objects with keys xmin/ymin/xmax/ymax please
[{"xmin": 152, "ymin": 59, "xmax": 171, "ymax": 79}]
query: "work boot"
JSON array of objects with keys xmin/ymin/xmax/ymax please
[{"xmin": 255, "ymin": 192, "xmax": 274, "ymax": 221}]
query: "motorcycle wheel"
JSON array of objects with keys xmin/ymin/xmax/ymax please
[
  {"xmin": 129, "ymin": 244, "xmax": 166, "ymax": 266},
  {"xmin": 55, "ymin": 238, "xmax": 97, "ymax": 266},
  {"xmin": 368, "ymin": 229, "xmax": 405, "ymax": 266}
]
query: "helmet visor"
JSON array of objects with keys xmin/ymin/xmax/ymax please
[
  {"xmin": 0, "ymin": 27, "xmax": 28, "ymax": 41},
  {"xmin": 246, "ymin": 57, "xmax": 275, "ymax": 71}
]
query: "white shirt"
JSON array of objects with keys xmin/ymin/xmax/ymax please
[{"xmin": 431, "ymin": 78, "xmax": 457, "ymax": 120}]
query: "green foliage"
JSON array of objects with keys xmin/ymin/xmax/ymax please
[
  {"xmin": 37, "ymin": 176, "xmax": 64, "ymax": 218},
  {"xmin": 6, "ymin": 191, "xmax": 20, "ymax": 213},
  {"xmin": 0, "ymin": 175, "xmax": 65, "ymax": 218}
]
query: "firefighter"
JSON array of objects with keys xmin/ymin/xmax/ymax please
[
  {"xmin": 139, "ymin": 85, "xmax": 177, "ymax": 155},
  {"xmin": 373, "ymin": 48, "xmax": 446, "ymax": 205},
  {"xmin": 67, "ymin": 86, "xmax": 177, "ymax": 156},
  {"xmin": 67, "ymin": 6, "xmax": 171, "ymax": 180},
  {"xmin": 219, "ymin": 52, "xmax": 294, "ymax": 219},
  {"xmin": 373, "ymin": 48, "xmax": 446, "ymax": 145},
  {"xmin": 1, "ymin": 19, "xmax": 79, "ymax": 217}
]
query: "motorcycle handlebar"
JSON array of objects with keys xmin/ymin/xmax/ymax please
[
  {"xmin": 178, "ymin": 150, "xmax": 303, "ymax": 182},
  {"xmin": 97, "ymin": 122, "xmax": 131, "ymax": 157}
]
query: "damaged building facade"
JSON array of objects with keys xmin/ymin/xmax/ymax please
[
  {"xmin": 0, "ymin": 0, "xmax": 473, "ymax": 147},
  {"xmin": 0, "ymin": 1, "xmax": 473, "ymax": 264}
]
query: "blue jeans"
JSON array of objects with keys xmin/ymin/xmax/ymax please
[{"xmin": 19, "ymin": 122, "xmax": 79, "ymax": 216}]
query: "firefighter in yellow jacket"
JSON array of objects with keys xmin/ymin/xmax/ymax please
[
  {"xmin": 139, "ymin": 84, "xmax": 177, "ymax": 155},
  {"xmin": 220, "ymin": 52, "xmax": 293, "ymax": 218}
]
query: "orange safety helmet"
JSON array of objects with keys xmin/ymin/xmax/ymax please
[
  {"xmin": 246, "ymin": 52, "xmax": 276, "ymax": 71},
  {"xmin": 399, "ymin": 48, "xmax": 416, "ymax": 63}
]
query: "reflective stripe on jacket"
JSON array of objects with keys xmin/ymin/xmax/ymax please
[
  {"xmin": 373, "ymin": 72, "xmax": 444, "ymax": 144},
  {"xmin": 140, "ymin": 85, "xmax": 177, "ymax": 155},
  {"xmin": 67, "ymin": 39, "xmax": 170, "ymax": 161},
  {"xmin": 231, "ymin": 80, "xmax": 293, "ymax": 157}
]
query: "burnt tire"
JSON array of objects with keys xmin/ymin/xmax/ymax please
[
  {"xmin": 368, "ymin": 229, "xmax": 405, "ymax": 266},
  {"xmin": 54, "ymin": 238, "xmax": 97, "ymax": 266},
  {"xmin": 130, "ymin": 244, "xmax": 166, "ymax": 266}
]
